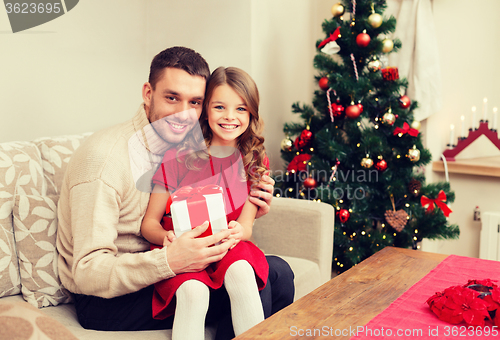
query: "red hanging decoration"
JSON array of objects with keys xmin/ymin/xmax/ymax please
[
  {"xmin": 337, "ymin": 209, "xmax": 350, "ymax": 223},
  {"xmin": 381, "ymin": 67, "xmax": 399, "ymax": 81},
  {"xmin": 393, "ymin": 122, "xmax": 419, "ymax": 137},
  {"xmin": 345, "ymin": 102, "xmax": 362, "ymax": 119},
  {"xmin": 421, "ymin": 190, "xmax": 453, "ymax": 217},
  {"xmin": 303, "ymin": 177, "xmax": 318, "ymax": 189},
  {"xmin": 294, "ymin": 129, "xmax": 313, "ymax": 150},
  {"xmin": 287, "ymin": 154, "xmax": 311, "ymax": 172},
  {"xmin": 356, "ymin": 31, "xmax": 371, "ymax": 47},
  {"xmin": 318, "ymin": 77, "xmax": 329, "ymax": 90},
  {"xmin": 375, "ymin": 159, "xmax": 388, "ymax": 171},
  {"xmin": 399, "ymin": 95, "xmax": 411, "ymax": 109},
  {"xmin": 331, "ymin": 101, "xmax": 345, "ymax": 117},
  {"xmin": 318, "ymin": 26, "xmax": 341, "ymax": 49}
]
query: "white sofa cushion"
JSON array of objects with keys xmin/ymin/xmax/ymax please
[
  {"xmin": 12, "ymin": 194, "xmax": 72, "ymax": 308},
  {"xmin": 0, "ymin": 141, "xmax": 45, "ymax": 298},
  {"xmin": 34, "ymin": 133, "xmax": 92, "ymax": 196}
]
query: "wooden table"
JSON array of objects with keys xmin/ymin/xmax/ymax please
[{"xmin": 235, "ymin": 247, "xmax": 448, "ymax": 339}]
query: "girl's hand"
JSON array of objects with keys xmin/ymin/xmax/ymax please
[
  {"xmin": 249, "ymin": 172, "xmax": 275, "ymax": 219},
  {"xmin": 162, "ymin": 230, "xmax": 177, "ymax": 247},
  {"xmin": 227, "ymin": 221, "xmax": 244, "ymax": 249}
]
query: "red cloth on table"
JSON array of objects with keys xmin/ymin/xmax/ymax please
[
  {"xmin": 350, "ymin": 255, "xmax": 500, "ymax": 340},
  {"xmin": 150, "ymin": 148, "xmax": 269, "ymax": 320}
]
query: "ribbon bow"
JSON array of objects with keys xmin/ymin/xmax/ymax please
[
  {"xmin": 393, "ymin": 122, "xmax": 419, "ymax": 137},
  {"xmin": 167, "ymin": 185, "xmax": 222, "ymax": 214},
  {"xmin": 318, "ymin": 26, "xmax": 341, "ymax": 49},
  {"xmin": 421, "ymin": 190, "xmax": 452, "ymax": 217}
]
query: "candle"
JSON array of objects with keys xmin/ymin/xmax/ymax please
[
  {"xmin": 483, "ymin": 98, "xmax": 488, "ymax": 121},
  {"xmin": 472, "ymin": 106, "xmax": 477, "ymax": 130},
  {"xmin": 460, "ymin": 115, "xmax": 465, "ymax": 137},
  {"xmin": 494, "ymin": 107, "xmax": 498, "ymax": 130},
  {"xmin": 449, "ymin": 124, "xmax": 455, "ymax": 147}
]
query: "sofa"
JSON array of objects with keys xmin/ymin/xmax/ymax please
[{"xmin": 0, "ymin": 133, "xmax": 334, "ymax": 339}]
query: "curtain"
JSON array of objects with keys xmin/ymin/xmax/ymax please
[{"xmin": 385, "ymin": 0, "xmax": 441, "ymax": 121}]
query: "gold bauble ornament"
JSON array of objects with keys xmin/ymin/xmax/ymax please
[
  {"xmin": 280, "ymin": 136, "xmax": 293, "ymax": 151},
  {"xmin": 368, "ymin": 13, "xmax": 383, "ymax": 28},
  {"xmin": 411, "ymin": 120, "xmax": 421, "ymax": 130},
  {"xmin": 408, "ymin": 145, "xmax": 420, "ymax": 162},
  {"xmin": 361, "ymin": 155, "xmax": 374, "ymax": 168},
  {"xmin": 382, "ymin": 39, "xmax": 394, "ymax": 53},
  {"xmin": 382, "ymin": 109, "xmax": 396, "ymax": 125},
  {"xmin": 367, "ymin": 58, "xmax": 382, "ymax": 72},
  {"xmin": 331, "ymin": 3, "xmax": 345, "ymax": 17}
]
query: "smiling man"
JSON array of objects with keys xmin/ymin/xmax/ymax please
[{"xmin": 56, "ymin": 47, "xmax": 294, "ymax": 340}]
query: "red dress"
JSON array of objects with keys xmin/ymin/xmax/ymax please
[{"xmin": 149, "ymin": 148, "xmax": 269, "ymax": 320}]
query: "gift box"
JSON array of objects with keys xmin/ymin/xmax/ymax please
[
  {"xmin": 167, "ymin": 184, "xmax": 228, "ymax": 238},
  {"xmin": 381, "ymin": 67, "xmax": 399, "ymax": 81}
]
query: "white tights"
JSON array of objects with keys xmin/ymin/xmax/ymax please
[{"xmin": 172, "ymin": 260, "xmax": 264, "ymax": 340}]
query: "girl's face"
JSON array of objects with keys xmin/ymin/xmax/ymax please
[{"xmin": 207, "ymin": 84, "xmax": 250, "ymax": 148}]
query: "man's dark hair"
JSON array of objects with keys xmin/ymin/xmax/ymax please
[{"xmin": 148, "ymin": 46, "xmax": 210, "ymax": 89}]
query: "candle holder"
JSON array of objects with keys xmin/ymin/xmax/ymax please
[{"xmin": 443, "ymin": 121, "xmax": 500, "ymax": 161}]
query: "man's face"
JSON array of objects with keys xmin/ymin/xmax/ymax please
[{"xmin": 142, "ymin": 67, "xmax": 206, "ymax": 145}]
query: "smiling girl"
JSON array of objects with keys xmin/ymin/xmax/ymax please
[{"xmin": 141, "ymin": 67, "xmax": 269, "ymax": 340}]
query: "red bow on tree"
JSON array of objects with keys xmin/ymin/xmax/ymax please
[
  {"xmin": 393, "ymin": 122, "xmax": 419, "ymax": 137},
  {"xmin": 318, "ymin": 26, "xmax": 341, "ymax": 49},
  {"xmin": 421, "ymin": 190, "xmax": 453, "ymax": 217},
  {"xmin": 287, "ymin": 154, "xmax": 311, "ymax": 172}
]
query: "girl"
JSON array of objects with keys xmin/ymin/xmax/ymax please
[{"xmin": 141, "ymin": 66, "xmax": 269, "ymax": 339}]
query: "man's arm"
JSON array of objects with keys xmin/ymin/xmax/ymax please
[
  {"xmin": 248, "ymin": 172, "xmax": 275, "ymax": 220},
  {"xmin": 68, "ymin": 180, "xmax": 235, "ymax": 297},
  {"xmin": 67, "ymin": 180, "xmax": 173, "ymax": 298}
]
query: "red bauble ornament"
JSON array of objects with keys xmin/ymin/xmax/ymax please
[
  {"xmin": 399, "ymin": 95, "xmax": 411, "ymax": 109},
  {"xmin": 319, "ymin": 77, "xmax": 329, "ymax": 91},
  {"xmin": 287, "ymin": 153, "xmax": 311, "ymax": 172},
  {"xmin": 337, "ymin": 209, "xmax": 350, "ymax": 223},
  {"xmin": 356, "ymin": 31, "xmax": 371, "ymax": 47},
  {"xmin": 375, "ymin": 159, "xmax": 388, "ymax": 172},
  {"xmin": 356, "ymin": 103, "xmax": 364, "ymax": 114},
  {"xmin": 294, "ymin": 129, "xmax": 313, "ymax": 150},
  {"xmin": 345, "ymin": 102, "xmax": 362, "ymax": 119},
  {"xmin": 303, "ymin": 177, "xmax": 318, "ymax": 189}
]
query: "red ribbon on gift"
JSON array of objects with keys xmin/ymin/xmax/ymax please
[
  {"xmin": 166, "ymin": 185, "xmax": 223, "ymax": 238},
  {"xmin": 421, "ymin": 190, "xmax": 452, "ymax": 217},
  {"xmin": 393, "ymin": 122, "xmax": 419, "ymax": 137},
  {"xmin": 318, "ymin": 26, "xmax": 341, "ymax": 49}
]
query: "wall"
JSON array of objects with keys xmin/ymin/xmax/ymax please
[
  {"xmin": 420, "ymin": 0, "xmax": 500, "ymax": 258},
  {"xmin": 0, "ymin": 0, "xmax": 149, "ymax": 141}
]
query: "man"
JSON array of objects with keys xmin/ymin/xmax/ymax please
[{"xmin": 57, "ymin": 46, "xmax": 294, "ymax": 339}]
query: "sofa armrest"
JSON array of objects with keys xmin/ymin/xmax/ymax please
[{"xmin": 252, "ymin": 197, "xmax": 334, "ymax": 284}]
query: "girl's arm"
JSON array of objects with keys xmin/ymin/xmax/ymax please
[{"xmin": 141, "ymin": 184, "xmax": 171, "ymax": 246}]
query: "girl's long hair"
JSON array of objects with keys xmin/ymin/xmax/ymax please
[{"xmin": 179, "ymin": 67, "xmax": 266, "ymax": 184}]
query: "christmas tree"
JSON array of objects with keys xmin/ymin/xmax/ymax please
[{"xmin": 275, "ymin": 0, "xmax": 459, "ymax": 273}]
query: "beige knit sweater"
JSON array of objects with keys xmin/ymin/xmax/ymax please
[{"xmin": 57, "ymin": 104, "xmax": 175, "ymax": 298}]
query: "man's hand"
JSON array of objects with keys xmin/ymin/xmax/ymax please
[
  {"xmin": 166, "ymin": 221, "xmax": 234, "ymax": 275},
  {"xmin": 249, "ymin": 172, "xmax": 275, "ymax": 219}
]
